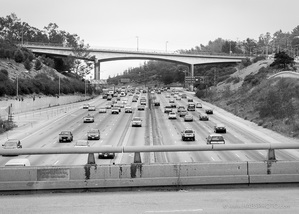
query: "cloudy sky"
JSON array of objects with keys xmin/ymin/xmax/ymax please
[{"xmin": 1, "ymin": 0, "xmax": 299, "ymax": 78}]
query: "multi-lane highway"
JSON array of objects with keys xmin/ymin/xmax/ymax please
[{"xmin": 1, "ymin": 89, "xmax": 299, "ymax": 167}]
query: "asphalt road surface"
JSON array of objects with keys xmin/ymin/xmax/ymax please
[{"xmin": 1, "ymin": 90, "xmax": 299, "ymax": 167}]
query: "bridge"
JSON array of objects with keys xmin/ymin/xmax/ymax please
[{"xmin": 24, "ymin": 44, "xmax": 246, "ymax": 84}]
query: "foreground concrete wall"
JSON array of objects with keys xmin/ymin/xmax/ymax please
[{"xmin": 0, "ymin": 161, "xmax": 298, "ymax": 191}]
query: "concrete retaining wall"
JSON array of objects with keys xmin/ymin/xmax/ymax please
[
  {"xmin": 0, "ymin": 95, "xmax": 90, "ymax": 118},
  {"xmin": 1, "ymin": 161, "xmax": 298, "ymax": 191}
]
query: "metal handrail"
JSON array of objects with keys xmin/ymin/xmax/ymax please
[{"xmin": 0, "ymin": 143, "xmax": 298, "ymax": 155}]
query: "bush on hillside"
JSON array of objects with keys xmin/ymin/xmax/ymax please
[
  {"xmin": 253, "ymin": 55, "xmax": 266, "ymax": 63},
  {"xmin": 241, "ymin": 58, "xmax": 252, "ymax": 67},
  {"xmin": 34, "ymin": 59, "xmax": 42, "ymax": 70},
  {"xmin": 14, "ymin": 49, "xmax": 25, "ymax": 63},
  {"xmin": 24, "ymin": 59, "xmax": 32, "ymax": 70}
]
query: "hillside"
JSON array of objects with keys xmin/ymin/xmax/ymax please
[
  {"xmin": 204, "ymin": 60, "xmax": 299, "ymax": 138},
  {"xmin": 0, "ymin": 58, "xmax": 66, "ymax": 83}
]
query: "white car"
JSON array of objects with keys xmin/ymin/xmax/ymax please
[
  {"xmin": 168, "ymin": 112, "xmax": 177, "ymax": 119},
  {"xmin": 88, "ymin": 106, "xmax": 96, "ymax": 111},
  {"xmin": 206, "ymin": 134, "xmax": 225, "ymax": 144},
  {"xmin": 99, "ymin": 107, "xmax": 107, "ymax": 113},
  {"xmin": 132, "ymin": 117, "xmax": 142, "ymax": 127}
]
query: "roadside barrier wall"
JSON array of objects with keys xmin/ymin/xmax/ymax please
[{"xmin": 0, "ymin": 161, "xmax": 298, "ymax": 191}]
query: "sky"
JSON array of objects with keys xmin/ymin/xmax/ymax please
[{"xmin": 1, "ymin": 0, "xmax": 299, "ymax": 79}]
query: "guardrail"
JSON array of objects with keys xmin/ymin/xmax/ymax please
[
  {"xmin": 1, "ymin": 143, "xmax": 299, "ymax": 164},
  {"xmin": 1, "ymin": 144, "xmax": 299, "ymax": 191}
]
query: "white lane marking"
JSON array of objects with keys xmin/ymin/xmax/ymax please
[
  {"xmin": 145, "ymin": 209, "xmax": 203, "ymax": 213},
  {"xmin": 52, "ymin": 141, "xmax": 56, "ymax": 144},
  {"xmin": 211, "ymin": 157, "xmax": 215, "ymax": 161},
  {"xmin": 235, "ymin": 154, "xmax": 240, "ymax": 158},
  {"xmin": 54, "ymin": 160, "xmax": 59, "ymax": 165}
]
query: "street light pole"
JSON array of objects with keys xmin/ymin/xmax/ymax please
[
  {"xmin": 166, "ymin": 41, "xmax": 168, "ymax": 52},
  {"xmin": 136, "ymin": 36, "xmax": 139, "ymax": 51},
  {"xmin": 58, "ymin": 75, "xmax": 60, "ymax": 97},
  {"xmin": 16, "ymin": 74, "xmax": 18, "ymax": 98}
]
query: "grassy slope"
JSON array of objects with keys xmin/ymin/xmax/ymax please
[{"xmin": 206, "ymin": 61, "xmax": 299, "ymax": 138}]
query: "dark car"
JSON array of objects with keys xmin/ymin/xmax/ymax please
[
  {"xmin": 214, "ymin": 124, "xmax": 226, "ymax": 133},
  {"xmin": 205, "ymin": 109, "xmax": 213, "ymax": 114},
  {"xmin": 98, "ymin": 145, "xmax": 115, "ymax": 159}
]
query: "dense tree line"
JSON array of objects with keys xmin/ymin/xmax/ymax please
[{"xmin": 0, "ymin": 13, "xmax": 93, "ymax": 77}]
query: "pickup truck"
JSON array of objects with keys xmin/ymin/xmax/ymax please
[{"xmin": 59, "ymin": 131, "xmax": 73, "ymax": 142}]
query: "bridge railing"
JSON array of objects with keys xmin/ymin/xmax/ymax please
[
  {"xmin": 22, "ymin": 42, "xmax": 250, "ymax": 57},
  {"xmin": 0, "ymin": 143, "xmax": 298, "ymax": 165}
]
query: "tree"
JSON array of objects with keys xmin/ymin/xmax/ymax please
[
  {"xmin": 270, "ymin": 51, "xmax": 294, "ymax": 69},
  {"xmin": 14, "ymin": 49, "xmax": 24, "ymax": 63},
  {"xmin": 35, "ymin": 58, "xmax": 42, "ymax": 70}
]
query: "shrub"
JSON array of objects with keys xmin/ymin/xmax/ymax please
[
  {"xmin": 24, "ymin": 59, "xmax": 32, "ymax": 70},
  {"xmin": 35, "ymin": 59, "xmax": 42, "ymax": 70},
  {"xmin": 253, "ymin": 55, "xmax": 266, "ymax": 63},
  {"xmin": 14, "ymin": 49, "xmax": 25, "ymax": 63},
  {"xmin": 241, "ymin": 58, "xmax": 252, "ymax": 67}
]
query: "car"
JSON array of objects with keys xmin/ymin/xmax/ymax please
[
  {"xmin": 107, "ymin": 95, "xmax": 112, "ymax": 100},
  {"xmin": 184, "ymin": 114, "xmax": 193, "ymax": 122},
  {"xmin": 83, "ymin": 104, "xmax": 90, "ymax": 109},
  {"xmin": 205, "ymin": 109, "xmax": 213, "ymax": 114},
  {"xmin": 187, "ymin": 98, "xmax": 193, "ymax": 102},
  {"xmin": 59, "ymin": 131, "xmax": 73, "ymax": 142},
  {"xmin": 132, "ymin": 98, "xmax": 138, "ymax": 102},
  {"xmin": 88, "ymin": 105, "xmax": 96, "ymax": 111},
  {"xmin": 2, "ymin": 139, "xmax": 22, "ymax": 156},
  {"xmin": 111, "ymin": 107, "xmax": 120, "ymax": 114},
  {"xmin": 176, "ymin": 96, "xmax": 181, "ymax": 100},
  {"xmin": 2, "ymin": 139, "xmax": 22, "ymax": 150},
  {"xmin": 181, "ymin": 94, "xmax": 187, "ymax": 98},
  {"xmin": 87, "ymin": 129, "xmax": 100, "ymax": 140},
  {"xmin": 181, "ymin": 129, "xmax": 195, "ymax": 141},
  {"xmin": 99, "ymin": 107, "xmax": 107, "ymax": 113},
  {"xmin": 170, "ymin": 103, "xmax": 177, "ymax": 108},
  {"xmin": 206, "ymin": 134, "xmax": 225, "ymax": 144},
  {"xmin": 165, "ymin": 94, "xmax": 170, "ymax": 98},
  {"xmin": 140, "ymin": 101, "xmax": 146, "ymax": 105},
  {"xmin": 132, "ymin": 117, "xmax": 142, "ymax": 127},
  {"xmin": 164, "ymin": 106, "xmax": 172, "ymax": 113},
  {"xmin": 83, "ymin": 114, "xmax": 94, "ymax": 123},
  {"xmin": 74, "ymin": 140, "xmax": 90, "ymax": 147},
  {"xmin": 177, "ymin": 106, "xmax": 185, "ymax": 112},
  {"xmin": 154, "ymin": 100, "xmax": 160, "ymax": 106},
  {"xmin": 125, "ymin": 106, "xmax": 133, "ymax": 113},
  {"xmin": 196, "ymin": 103, "xmax": 202, "ymax": 108},
  {"xmin": 169, "ymin": 99, "xmax": 175, "ymax": 103},
  {"xmin": 214, "ymin": 124, "xmax": 226, "ymax": 133},
  {"xmin": 138, "ymin": 105, "xmax": 145, "ymax": 111},
  {"xmin": 98, "ymin": 145, "xmax": 115, "ymax": 159},
  {"xmin": 168, "ymin": 112, "xmax": 177, "ymax": 119},
  {"xmin": 179, "ymin": 109, "xmax": 188, "ymax": 117},
  {"xmin": 5, "ymin": 158, "xmax": 31, "ymax": 167},
  {"xmin": 105, "ymin": 104, "xmax": 111, "ymax": 109},
  {"xmin": 199, "ymin": 113, "xmax": 209, "ymax": 121},
  {"xmin": 187, "ymin": 103, "xmax": 195, "ymax": 111}
]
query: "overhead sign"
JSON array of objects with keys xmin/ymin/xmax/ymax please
[{"xmin": 120, "ymin": 78, "xmax": 130, "ymax": 83}]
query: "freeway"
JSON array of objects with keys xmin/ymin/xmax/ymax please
[{"xmin": 0, "ymin": 90, "xmax": 299, "ymax": 167}]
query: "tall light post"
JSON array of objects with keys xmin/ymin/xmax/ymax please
[
  {"xmin": 16, "ymin": 74, "xmax": 19, "ymax": 98},
  {"xmin": 166, "ymin": 41, "xmax": 168, "ymax": 52},
  {"xmin": 136, "ymin": 36, "xmax": 139, "ymax": 51},
  {"xmin": 58, "ymin": 75, "xmax": 61, "ymax": 97}
]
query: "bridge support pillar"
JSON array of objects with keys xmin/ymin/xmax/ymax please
[
  {"xmin": 189, "ymin": 64, "xmax": 194, "ymax": 91},
  {"xmin": 94, "ymin": 59, "xmax": 100, "ymax": 80}
]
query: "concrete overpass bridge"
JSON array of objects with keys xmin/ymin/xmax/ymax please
[{"xmin": 24, "ymin": 44, "xmax": 246, "ymax": 82}]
